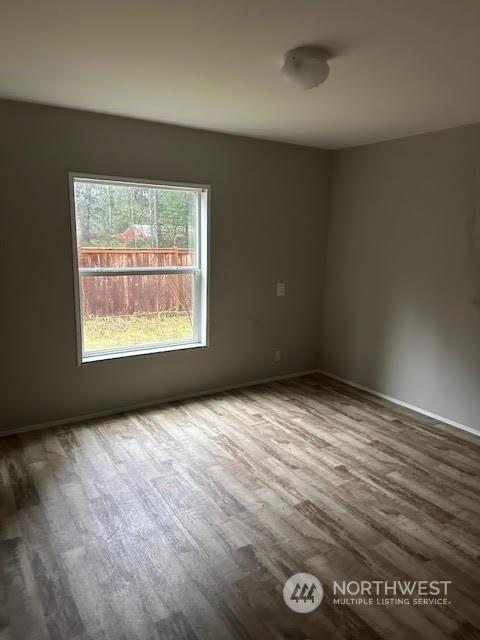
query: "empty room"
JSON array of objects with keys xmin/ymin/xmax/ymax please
[{"xmin": 1, "ymin": 1, "xmax": 479, "ymax": 639}]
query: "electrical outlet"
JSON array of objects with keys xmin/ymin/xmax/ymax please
[
  {"xmin": 276, "ymin": 282, "xmax": 285, "ymax": 297},
  {"xmin": 274, "ymin": 350, "xmax": 281, "ymax": 362}
]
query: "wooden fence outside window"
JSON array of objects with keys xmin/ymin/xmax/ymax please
[{"xmin": 79, "ymin": 247, "xmax": 194, "ymax": 316}]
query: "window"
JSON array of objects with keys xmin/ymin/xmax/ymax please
[{"xmin": 70, "ymin": 174, "xmax": 209, "ymax": 362}]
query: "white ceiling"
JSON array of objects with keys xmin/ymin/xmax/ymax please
[{"xmin": 1, "ymin": 0, "xmax": 480, "ymax": 149}]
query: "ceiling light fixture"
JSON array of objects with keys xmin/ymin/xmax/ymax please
[{"xmin": 281, "ymin": 46, "xmax": 330, "ymax": 90}]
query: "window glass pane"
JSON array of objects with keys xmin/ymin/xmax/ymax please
[
  {"xmin": 80, "ymin": 273, "xmax": 195, "ymax": 353},
  {"xmin": 74, "ymin": 179, "xmax": 197, "ymax": 267}
]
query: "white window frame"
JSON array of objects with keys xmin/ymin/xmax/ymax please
[{"xmin": 69, "ymin": 173, "xmax": 210, "ymax": 364}]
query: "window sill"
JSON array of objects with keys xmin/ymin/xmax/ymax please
[{"xmin": 81, "ymin": 341, "xmax": 207, "ymax": 364}]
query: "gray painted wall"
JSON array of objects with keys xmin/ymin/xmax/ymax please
[
  {"xmin": 3, "ymin": 99, "xmax": 479, "ymax": 435},
  {"xmin": 321, "ymin": 123, "xmax": 480, "ymax": 429},
  {"xmin": 0, "ymin": 100, "xmax": 330, "ymax": 432}
]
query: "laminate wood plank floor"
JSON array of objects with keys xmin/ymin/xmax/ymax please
[{"xmin": 1, "ymin": 373, "xmax": 479, "ymax": 640}]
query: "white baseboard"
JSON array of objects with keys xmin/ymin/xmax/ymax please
[
  {"xmin": 317, "ymin": 369, "xmax": 480, "ymax": 439},
  {"xmin": 5, "ymin": 367, "xmax": 479, "ymax": 441},
  {"xmin": 0, "ymin": 368, "xmax": 318, "ymax": 438}
]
